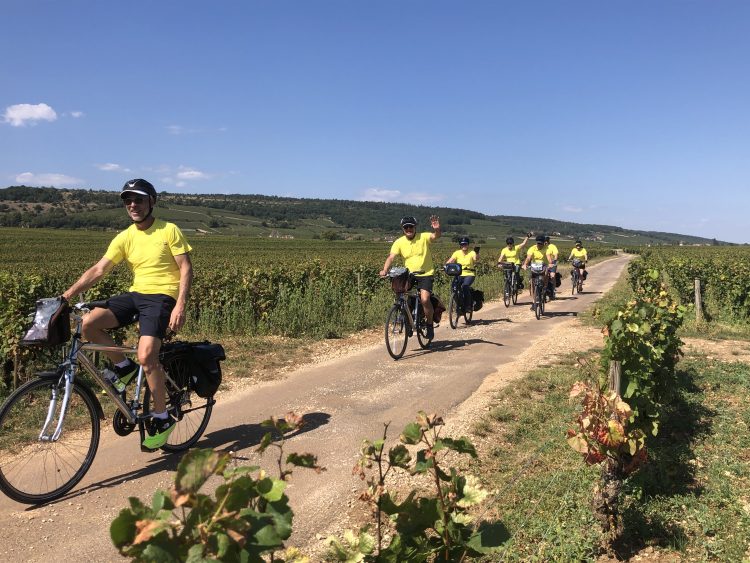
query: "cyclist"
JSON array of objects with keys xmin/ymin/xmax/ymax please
[
  {"xmin": 497, "ymin": 233, "xmax": 530, "ymax": 291},
  {"xmin": 568, "ymin": 240, "xmax": 588, "ymax": 282},
  {"xmin": 446, "ymin": 236, "xmax": 479, "ymax": 313},
  {"xmin": 62, "ymin": 179, "xmax": 193, "ymax": 450},
  {"xmin": 544, "ymin": 235, "xmax": 559, "ymax": 300},
  {"xmin": 380, "ymin": 215, "xmax": 441, "ymax": 339},
  {"xmin": 522, "ymin": 235, "xmax": 548, "ymax": 309}
]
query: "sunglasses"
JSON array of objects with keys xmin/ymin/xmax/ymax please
[
  {"xmin": 402, "ymin": 225, "xmax": 415, "ymax": 230},
  {"xmin": 123, "ymin": 196, "xmax": 146, "ymax": 206}
]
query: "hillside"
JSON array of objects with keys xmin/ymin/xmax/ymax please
[{"xmin": 0, "ymin": 185, "xmax": 726, "ymax": 245}]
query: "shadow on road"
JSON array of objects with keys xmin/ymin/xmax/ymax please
[
  {"xmin": 459, "ymin": 318, "xmax": 512, "ymax": 327},
  {"xmin": 403, "ymin": 338, "xmax": 503, "ymax": 359},
  {"xmin": 40, "ymin": 412, "xmax": 331, "ymax": 508}
]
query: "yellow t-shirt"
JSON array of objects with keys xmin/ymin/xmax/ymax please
[
  {"xmin": 499, "ymin": 244, "xmax": 524, "ymax": 265},
  {"xmin": 390, "ymin": 232, "xmax": 434, "ymax": 276},
  {"xmin": 526, "ymin": 246, "xmax": 546, "ymax": 263},
  {"xmin": 571, "ymin": 248, "xmax": 588, "ymax": 260},
  {"xmin": 449, "ymin": 250, "xmax": 477, "ymax": 277},
  {"xmin": 546, "ymin": 243, "xmax": 559, "ymax": 263},
  {"xmin": 105, "ymin": 219, "xmax": 192, "ymax": 299}
]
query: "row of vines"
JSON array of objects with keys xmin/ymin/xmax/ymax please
[{"xmin": 625, "ymin": 246, "xmax": 750, "ymax": 322}]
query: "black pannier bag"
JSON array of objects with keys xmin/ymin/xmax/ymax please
[
  {"xmin": 21, "ymin": 297, "xmax": 71, "ymax": 347},
  {"xmin": 471, "ymin": 289, "xmax": 485, "ymax": 311},
  {"xmin": 160, "ymin": 341, "xmax": 225, "ymax": 398},
  {"xmin": 555, "ymin": 272, "xmax": 562, "ymax": 288}
]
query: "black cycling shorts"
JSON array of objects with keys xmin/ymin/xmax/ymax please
[
  {"xmin": 107, "ymin": 292, "xmax": 176, "ymax": 338},
  {"xmin": 414, "ymin": 275, "xmax": 434, "ymax": 294}
]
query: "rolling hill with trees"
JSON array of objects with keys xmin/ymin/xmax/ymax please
[{"xmin": 0, "ymin": 185, "xmax": 727, "ymax": 246}]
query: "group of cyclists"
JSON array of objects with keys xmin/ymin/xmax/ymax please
[{"xmin": 380, "ymin": 215, "xmax": 589, "ymax": 328}]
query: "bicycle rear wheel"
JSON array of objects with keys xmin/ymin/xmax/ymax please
[
  {"xmin": 0, "ymin": 377, "xmax": 100, "ymax": 504},
  {"xmin": 385, "ymin": 304, "xmax": 409, "ymax": 359},
  {"xmin": 416, "ymin": 320, "xmax": 433, "ymax": 348},
  {"xmin": 448, "ymin": 293, "xmax": 460, "ymax": 329},
  {"xmin": 144, "ymin": 371, "xmax": 213, "ymax": 452},
  {"xmin": 463, "ymin": 303, "xmax": 473, "ymax": 324}
]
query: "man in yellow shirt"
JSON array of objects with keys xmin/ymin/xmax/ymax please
[
  {"xmin": 446, "ymin": 237, "xmax": 479, "ymax": 312},
  {"xmin": 380, "ymin": 214, "xmax": 441, "ymax": 339},
  {"xmin": 497, "ymin": 234, "xmax": 530, "ymax": 292},
  {"xmin": 522, "ymin": 235, "xmax": 548, "ymax": 308},
  {"xmin": 568, "ymin": 240, "xmax": 588, "ymax": 284},
  {"xmin": 63, "ymin": 179, "xmax": 193, "ymax": 450}
]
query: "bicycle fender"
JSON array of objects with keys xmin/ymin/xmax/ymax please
[{"xmin": 37, "ymin": 371, "xmax": 105, "ymax": 421}]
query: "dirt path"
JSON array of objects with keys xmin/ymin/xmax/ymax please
[{"xmin": 0, "ymin": 256, "xmax": 632, "ymax": 562}]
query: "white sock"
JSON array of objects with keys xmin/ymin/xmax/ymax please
[
  {"xmin": 115, "ymin": 359, "xmax": 131, "ymax": 369},
  {"xmin": 152, "ymin": 411, "xmax": 168, "ymax": 420}
]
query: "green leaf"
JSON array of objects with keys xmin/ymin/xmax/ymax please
[
  {"xmin": 140, "ymin": 543, "xmax": 180, "ymax": 562},
  {"xmin": 388, "ymin": 444, "xmax": 412, "ymax": 468},
  {"xmin": 286, "ymin": 452, "xmax": 320, "ymax": 471},
  {"xmin": 400, "ymin": 422, "xmax": 422, "ymax": 445},
  {"xmin": 151, "ymin": 489, "xmax": 174, "ymax": 512},
  {"xmin": 110, "ymin": 509, "xmax": 138, "ymax": 548},
  {"xmin": 175, "ymin": 449, "xmax": 229, "ymax": 497},
  {"xmin": 465, "ymin": 522, "xmax": 510, "ymax": 554},
  {"xmin": 435, "ymin": 437, "xmax": 477, "ymax": 458},
  {"xmin": 257, "ymin": 477, "xmax": 287, "ymax": 502},
  {"xmin": 412, "ymin": 449, "xmax": 434, "ymax": 473}
]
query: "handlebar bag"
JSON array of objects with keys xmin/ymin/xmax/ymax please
[
  {"xmin": 21, "ymin": 297, "xmax": 71, "ymax": 347},
  {"xmin": 444, "ymin": 263, "xmax": 462, "ymax": 276}
]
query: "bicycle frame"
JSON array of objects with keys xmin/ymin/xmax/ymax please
[{"xmin": 45, "ymin": 307, "xmax": 179, "ymax": 441}]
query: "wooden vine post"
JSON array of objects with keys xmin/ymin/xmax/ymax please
[
  {"xmin": 593, "ymin": 361, "xmax": 624, "ymax": 550},
  {"xmin": 694, "ymin": 278, "xmax": 703, "ymax": 323}
]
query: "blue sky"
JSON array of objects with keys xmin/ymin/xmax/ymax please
[{"xmin": 1, "ymin": 1, "xmax": 748, "ymax": 242}]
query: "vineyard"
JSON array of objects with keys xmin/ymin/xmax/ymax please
[
  {"xmin": 0, "ymin": 227, "xmax": 615, "ymax": 394},
  {"xmin": 625, "ymin": 246, "xmax": 750, "ymax": 324}
]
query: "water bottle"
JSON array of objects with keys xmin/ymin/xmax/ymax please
[{"xmin": 102, "ymin": 368, "xmax": 125, "ymax": 392}]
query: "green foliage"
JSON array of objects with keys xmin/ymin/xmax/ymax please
[
  {"xmin": 329, "ymin": 412, "xmax": 507, "ymax": 561},
  {"xmin": 603, "ymin": 268, "xmax": 685, "ymax": 439},
  {"xmin": 110, "ymin": 413, "xmax": 320, "ymax": 562}
]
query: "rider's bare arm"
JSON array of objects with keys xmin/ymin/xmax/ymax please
[
  {"xmin": 62, "ymin": 257, "xmax": 115, "ymax": 301},
  {"xmin": 380, "ymin": 253, "xmax": 397, "ymax": 277},
  {"xmin": 169, "ymin": 253, "xmax": 193, "ymax": 333}
]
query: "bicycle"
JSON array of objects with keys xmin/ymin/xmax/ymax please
[
  {"xmin": 571, "ymin": 259, "xmax": 584, "ymax": 294},
  {"xmin": 445, "ymin": 264, "xmax": 473, "ymax": 329},
  {"xmin": 0, "ymin": 300, "xmax": 215, "ymax": 504},
  {"xmin": 384, "ymin": 268, "xmax": 433, "ymax": 359},
  {"xmin": 529, "ymin": 263, "xmax": 547, "ymax": 320},
  {"xmin": 499, "ymin": 262, "xmax": 520, "ymax": 307}
]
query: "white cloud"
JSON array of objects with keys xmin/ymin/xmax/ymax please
[
  {"xmin": 3, "ymin": 103, "xmax": 57, "ymax": 127},
  {"xmin": 176, "ymin": 167, "xmax": 208, "ymax": 181},
  {"xmin": 361, "ymin": 188, "xmax": 402, "ymax": 202},
  {"xmin": 563, "ymin": 205, "xmax": 583, "ymax": 213},
  {"xmin": 96, "ymin": 163, "xmax": 130, "ymax": 172},
  {"xmin": 166, "ymin": 125, "xmax": 186, "ymax": 135},
  {"xmin": 16, "ymin": 172, "xmax": 82, "ymax": 187},
  {"xmin": 70, "ymin": 111, "xmax": 84, "ymax": 118}
]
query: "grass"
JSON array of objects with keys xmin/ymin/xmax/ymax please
[{"xmin": 468, "ymin": 351, "xmax": 750, "ymax": 561}]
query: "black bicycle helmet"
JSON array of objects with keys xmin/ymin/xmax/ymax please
[
  {"xmin": 400, "ymin": 216, "xmax": 417, "ymax": 228},
  {"xmin": 575, "ymin": 240, "xmax": 582, "ymax": 246},
  {"xmin": 535, "ymin": 234, "xmax": 545, "ymax": 244},
  {"xmin": 544, "ymin": 235, "xmax": 551, "ymax": 243},
  {"xmin": 506, "ymin": 237, "xmax": 514, "ymax": 245},
  {"xmin": 459, "ymin": 236, "xmax": 470, "ymax": 246},
  {"xmin": 121, "ymin": 179, "xmax": 157, "ymax": 202}
]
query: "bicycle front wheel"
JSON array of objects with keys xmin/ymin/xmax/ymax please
[
  {"xmin": 572, "ymin": 272, "xmax": 577, "ymax": 295},
  {"xmin": 0, "ymin": 377, "xmax": 100, "ymax": 504},
  {"xmin": 144, "ymin": 375, "xmax": 213, "ymax": 452},
  {"xmin": 535, "ymin": 283, "xmax": 543, "ymax": 320},
  {"xmin": 448, "ymin": 293, "xmax": 460, "ymax": 329},
  {"xmin": 503, "ymin": 278, "xmax": 511, "ymax": 307},
  {"xmin": 385, "ymin": 304, "xmax": 409, "ymax": 359}
]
